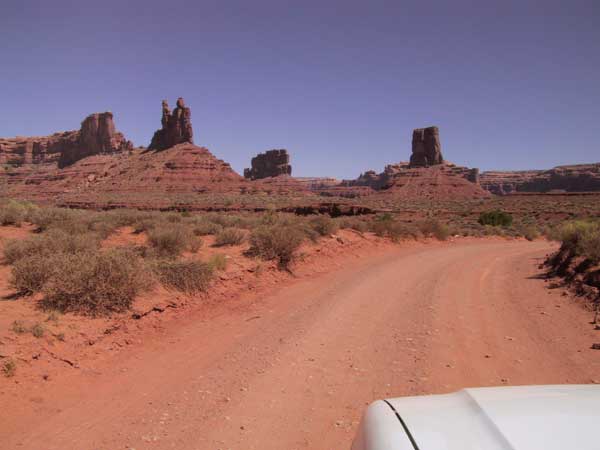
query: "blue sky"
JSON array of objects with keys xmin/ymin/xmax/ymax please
[{"xmin": 1, "ymin": 0, "xmax": 598, "ymax": 178}]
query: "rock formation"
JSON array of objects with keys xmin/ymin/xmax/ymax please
[
  {"xmin": 339, "ymin": 162, "xmax": 488, "ymax": 199},
  {"xmin": 0, "ymin": 112, "xmax": 131, "ymax": 169},
  {"xmin": 59, "ymin": 112, "xmax": 132, "ymax": 167},
  {"xmin": 480, "ymin": 163, "xmax": 600, "ymax": 195},
  {"xmin": 148, "ymin": 98, "xmax": 194, "ymax": 151},
  {"xmin": 335, "ymin": 126, "xmax": 487, "ymax": 199},
  {"xmin": 244, "ymin": 149, "xmax": 292, "ymax": 180},
  {"xmin": 409, "ymin": 126, "xmax": 443, "ymax": 167}
]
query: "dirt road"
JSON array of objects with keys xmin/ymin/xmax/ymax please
[{"xmin": 2, "ymin": 239, "xmax": 599, "ymax": 449}]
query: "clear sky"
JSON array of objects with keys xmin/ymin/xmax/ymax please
[{"xmin": 1, "ymin": 0, "xmax": 599, "ymax": 179}]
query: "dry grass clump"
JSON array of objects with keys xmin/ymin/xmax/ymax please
[
  {"xmin": 153, "ymin": 259, "xmax": 214, "ymax": 294},
  {"xmin": 147, "ymin": 224, "xmax": 200, "ymax": 257},
  {"xmin": 309, "ymin": 215, "xmax": 338, "ymax": 236},
  {"xmin": 214, "ymin": 228, "xmax": 245, "ymax": 247},
  {"xmin": 40, "ymin": 248, "xmax": 148, "ymax": 315},
  {"xmin": 249, "ymin": 225, "xmax": 305, "ymax": 268}
]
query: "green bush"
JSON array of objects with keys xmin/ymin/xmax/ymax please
[
  {"xmin": 478, "ymin": 210, "xmax": 513, "ymax": 227},
  {"xmin": 41, "ymin": 248, "xmax": 148, "ymax": 315},
  {"xmin": 309, "ymin": 215, "xmax": 338, "ymax": 236},
  {"xmin": 214, "ymin": 228, "xmax": 245, "ymax": 247},
  {"xmin": 249, "ymin": 225, "xmax": 304, "ymax": 268},
  {"xmin": 153, "ymin": 259, "xmax": 214, "ymax": 294}
]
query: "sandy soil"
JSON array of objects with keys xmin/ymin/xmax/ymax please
[{"xmin": 1, "ymin": 238, "xmax": 599, "ymax": 449}]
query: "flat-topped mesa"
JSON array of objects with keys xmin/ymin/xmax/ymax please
[
  {"xmin": 59, "ymin": 112, "xmax": 132, "ymax": 167},
  {"xmin": 244, "ymin": 149, "xmax": 292, "ymax": 180},
  {"xmin": 409, "ymin": 126, "xmax": 444, "ymax": 167},
  {"xmin": 148, "ymin": 97, "xmax": 194, "ymax": 151}
]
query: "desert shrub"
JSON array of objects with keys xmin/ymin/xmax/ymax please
[
  {"xmin": 31, "ymin": 323, "xmax": 45, "ymax": 338},
  {"xmin": 371, "ymin": 215, "xmax": 418, "ymax": 242},
  {"xmin": 214, "ymin": 228, "xmax": 245, "ymax": 247},
  {"xmin": 418, "ymin": 219, "xmax": 450, "ymax": 241},
  {"xmin": 337, "ymin": 217, "xmax": 369, "ymax": 233},
  {"xmin": 165, "ymin": 213, "xmax": 183, "ymax": 223},
  {"xmin": 579, "ymin": 228, "xmax": 600, "ymax": 263},
  {"xmin": 0, "ymin": 200, "xmax": 26, "ymax": 226},
  {"xmin": 147, "ymin": 224, "xmax": 198, "ymax": 257},
  {"xmin": 550, "ymin": 220, "xmax": 600, "ymax": 263},
  {"xmin": 2, "ymin": 359, "xmax": 16, "ymax": 377},
  {"xmin": 132, "ymin": 218, "xmax": 161, "ymax": 234},
  {"xmin": 191, "ymin": 219, "xmax": 223, "ymax": 236},
  {"xmin": 208, "ymin": 253, "xmax": 228, "ymax": 271},
  {"xmin": 309, "ymin": 215, "xmax": 338, "ymax": 236},
  {"xmin": 10, "ymin": 253, "xmax": 56, "ymax": 295},
  {"xmin": 153, "ymin": 259, "xmax": 214, "ymax": 294},
  {"xmin": 517, "ymin": 224, "xmax": 540, "ymax": 241},
  {"xmin": 478, "ymin": 210, "xmax": 513, "ymax": 227},
  {"xmin": 3, "ymin": 229, "xmax": 100, "ymax": 264},
  {"xmin": 41, "ymin": 248, "xmax": 148, "ymax": 315},
  {"xmin": 29, "ymin": 207, "xmax": 81, "ymax": 232},
  {"xmin": 249, "ymin": 225, "xmax": 305, "ymax": 268},
  {"xmin": 11, "ymin": 320, "xmax": 26, "ymax": 334}
]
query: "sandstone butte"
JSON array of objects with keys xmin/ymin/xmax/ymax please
[{"xmin": 1, "ymin": 101, "xmax": 599, "ymax": 208}]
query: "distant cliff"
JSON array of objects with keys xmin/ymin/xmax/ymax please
[{"xmin": 480, "ymin": 163, "xmax": 600, "ymax": 195}]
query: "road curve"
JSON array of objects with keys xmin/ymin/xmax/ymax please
[{"xmin": 2, "ymin": 239, "xmax": 599, "ymax": 450}]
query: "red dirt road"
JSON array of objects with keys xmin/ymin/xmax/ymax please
[{"xmin": 2, "ymin": 239, "xmax": 599, "ymax": 449}]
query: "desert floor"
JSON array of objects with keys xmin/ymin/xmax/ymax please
[{"xmin": 1, "ymin": 238, "xmax": 599, "ymax": 449}]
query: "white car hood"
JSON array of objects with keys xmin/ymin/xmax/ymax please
[{"xmin": 386, "ymin": 385, "xmax": 600, "ymax": 450}]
